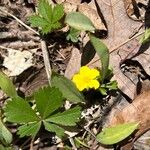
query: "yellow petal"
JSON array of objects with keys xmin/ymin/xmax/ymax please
[
  {"xmin": 72, "ymin": 74, "xmax": 88, "ymax": 91},
  {"xmin": 76, "ymin": 82, "xmax": 87, "ymax": 91},
  {"xmin": 80, "ymin": 66, "xmax": 91, "ymax": 75},
  {"xmin": 88, "ymin": 80, "xmax": 100, "ymax": 89},
  {"xmin": 90, "ymin": 69, "xmax": 100, "ymax": 79}
]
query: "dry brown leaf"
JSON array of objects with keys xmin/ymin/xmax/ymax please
[
  {"xmin": 107, "ymin": 87, "xmax": 150, "ymax": 144},
  {"xmin": 65, "ymin": 47, "xmax": 81, "ymax": 79},
  {"xmin": 124, "ymin": 0, "xmax": 148, "ymax": 21},
  {"xmin": 3, "ymin": 49, "xmax": 35, "ymax": 76}
]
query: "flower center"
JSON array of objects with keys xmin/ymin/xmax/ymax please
[{"xmin": 83, "ymin": 76, "xmax": 91, "ymax": 83}]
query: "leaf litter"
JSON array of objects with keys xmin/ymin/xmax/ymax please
[{"xmin": 0, "ymin": 0, "xmax": 150, "ymax": 149}]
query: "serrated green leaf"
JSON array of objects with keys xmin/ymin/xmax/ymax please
[
  {"xmin": 34, "ymin": 86, "xmax": 63, "ymax": 119},
  {"xmin": 65, "ymin": 12, "xmax": 95, "ymax": 32},
  {"xmin": 66, "ymin": 28, "xmax": 80, "ymax": 43},
  {"xmin": 51, "ymin": 22, "xmax": 62, "ymax": 30},
  {"xmin": 139, "ymin": 28, "xmax": 150, "ymax": 44},
  {"xmin": 52, "ymin": 4, "xmax": 64, "ymax": 23},
  {"xmin": 38, "ymin": 0, "xmax": 52, "ymax": 22},
  {"xmin": 52, "ymin": 74, "xmax": 84, "ymax": 103},
  {"xmin": 43, "ymin": 121, "xmax": 65, "ymax": 138},
  {"xmin": 46, "ymin": 106, "xmax": 81, "ymax": 126},
  {"xmin": 96, "ymin": 123, "xmax": 139, "ymax": 145},
  {"xmin": 28, "ymin": 15, "xmax": 49, "ymax": 28},
  {"xmin": 0, "ymin": 72, "xmax": 17, "ymax": 98},
  {"xmin": 4, "ymin": 97, "xmax": 39, "ymax": 123},
  {"xmin": 0, "ymin": 120, "xmax": 12, "ymax": 144},
  {"xmin": 90, "ymin": 35, "xmax": 109, "ymax": 81},
  {"xmin": 18, "ymin": 121, "xmax": 41, "ymax": 138}
]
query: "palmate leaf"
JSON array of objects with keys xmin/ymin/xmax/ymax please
[
  {"xmin": 29, "ymin": 0, "xmax": 64, "ymax": 34},
  {"xmin": 46, "ymin": 106, "xmax": 81, "ymax": 126},
  {"xmin": 97, "ymin": 123, "xmax": 138, "ymax": 145},
  {"xmin": 34, "ymin": 86, "xmax": 63, "ymax": 119},
  {"xmin": 52, "ymin": 74, "xmax": 84, "ymax": 103},
  {"xmin": 43, "ymin": 121, "xmax": 65, "ymax": 138},
  {"xmin": 4, "ymin": 96, "xmax": 39, "ymax": 123},
  {"xmin": 65, "ymin": 12, "xmax": 95, "ymax": 32},
  {"xmin": 51, "ymin": 22, "xmax": 62, "ymax": 31},
  {"xmin": 90, "ymin": 35, "xmax": 109, "ymax": 81},
  {"xmin": 0, "ymin": 119, "xmax": 12, "ymax": 144},
  {"xmin": 18, "ymin": 122, "xmax": 41, "ymax": 138},
  {"xmin": 28, "ymin": 15, "xmax": 49, "ymax": 28},
  {"xmin": 38, "ymin": 0, "xmax": 52, "ymax": 22},
  {"xmin": 52, "ymin": 4, "xmax": 64, "ymax": 23},
  {"xmin": 0, "ymin": 72, "xmax": 17, "ymax": 98}
]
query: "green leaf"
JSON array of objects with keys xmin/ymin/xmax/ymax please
[
  {"xmin": 52, "ymin": 74, "xmax": 84, "ymax": 103},
  {"xmin": 96, "ymin": 123, "xmax": 139, "ymax": 145},
  {"xmin": 52, "ymin": 4, "xmax": 64, "ymax": 23},
  {"xmin": 34, "ymin": 86, "xmax": 63, "ymax": 119},
  {"xmin": 0, "ymin": 72, "xmax": 17, "ymax": 98},
  {"xmin": 105, "ymin": 80, "xmax": 118, "ymax": 90},
  {"xmin": 139, "ymin": 28, "xmax": 150, "ymax": 44},
  {"xmin": 51, "ymin": 22, "xmax": 62, "ymax": 30},
  {"xmin": 28, "ymin": 15, "xmax": 49, "ymax": 28},
  {"xmin": 38, "ymin": 0, "xmax": 52, "ymax": 22},
  {"xmin": 43, "ymin": 121, "xmax": 65, "ymax": 138},
  {"xmin": 46, "ymin": 106, "xmax": 81, "ymax": 126},
  {"xmin": 4, "ymin": 97, "xmax": 39, "ymax": 123},
  {"xmin": 99, "ymin": 87, "xmax": 107, "ymax": 96},
  {"xmin": 66, "ymin": 28, "xmax": 80, "ymax": 43},
  {"xmin": 0, "ymin": 120, "xmax": 12, "ymax": 144},
  {"xmin": 18, "ymin": 121, "xmax": 41, "ymax": 138},
  {"xmin": 65, "ymin": 12, "xmax": 95, "ymax": 32},
  {"xmin": 90, "ymin": 35, "xmax": 109, "ymax": 81},
  {"xmin": 29, "ymin": 1, "xmax": 64, "ymax": 34}
]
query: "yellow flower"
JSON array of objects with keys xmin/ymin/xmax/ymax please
[{"xmin": 72, "ymin": 66, "xmax": 100, "ymax": 91}]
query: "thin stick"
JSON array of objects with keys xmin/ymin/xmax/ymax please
[
  {"xmin": 0, "ymin": 8, "xmax": 39, "ymax": 36},
  {"xmin": 69, "ymin": 137, "xmax": 77, "ymax": 150},
  {"xmin": 87, "ymin": 31, "xmax": 144, "ymax": 66},
  {"xmin": 41, "ymin": 40, "xmax": 52, "ymax": 85},
  {"xmin": 30, "ymin": 137, "xmax": 35, "ymax": 150},
  {"xmin": 110, "ymin": 31, "xmax": 144, "ymax": 54},
  {"xmin": 0, "ymin": 8, "xmax": 52, "ymax": 85}
]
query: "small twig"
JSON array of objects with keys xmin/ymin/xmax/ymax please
[
  {"xmin": 0, "ymin": 45, "xmax": 18, "ymax": 51},
  {"xmin": 69, "ymin": 137, "xmax": 77, "ymax": 150},
  {"xmin": 30, "ymin": 137, "xmax": 35, "ymax": 150},
  {"xmin": 0, "ymin": 8, "xmax": 39, "ymax": 36},
  {"xmin": 56, "ymin": 50, "xmax": 66, "ymax": 59},
  {"xmin": 110, "ymin": 31, "xmax": 144, "ymax": 53},
  {"xmin": 41, "ymin": 40, "xmax": 52, "ymax": 85},
  {"xmin": 20, "ymin": 137, "xmax": 32, "ymax": 149},
  {"xmin": 87, "ymin": 31, "xmax": 144, "ymax": 66},
  {"xmin": 0, "ymin": 8, "xmax": 52, "ymax": 85}
]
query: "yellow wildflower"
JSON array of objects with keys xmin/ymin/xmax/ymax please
[{"xmin": 72, "ymin": 66, "xmax": 100, "ymax": 91}]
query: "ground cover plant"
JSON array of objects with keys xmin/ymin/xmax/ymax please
[{"xmin": 0, "ymin": 0, "xmax": 150, "ymax": 149}]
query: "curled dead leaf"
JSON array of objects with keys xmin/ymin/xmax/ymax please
[{"xmin": 107, "ymin": 88, "xmax": 150, "ymax": 149}]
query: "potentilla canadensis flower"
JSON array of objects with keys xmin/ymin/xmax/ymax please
[{"xmin": 72, "ymin": 66, "xmax": 100, "ymax": 91}]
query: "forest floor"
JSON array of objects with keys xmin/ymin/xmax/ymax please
[{"xmin": 0, "ymin": 0, "xmax": 150, "ymax": 150}]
